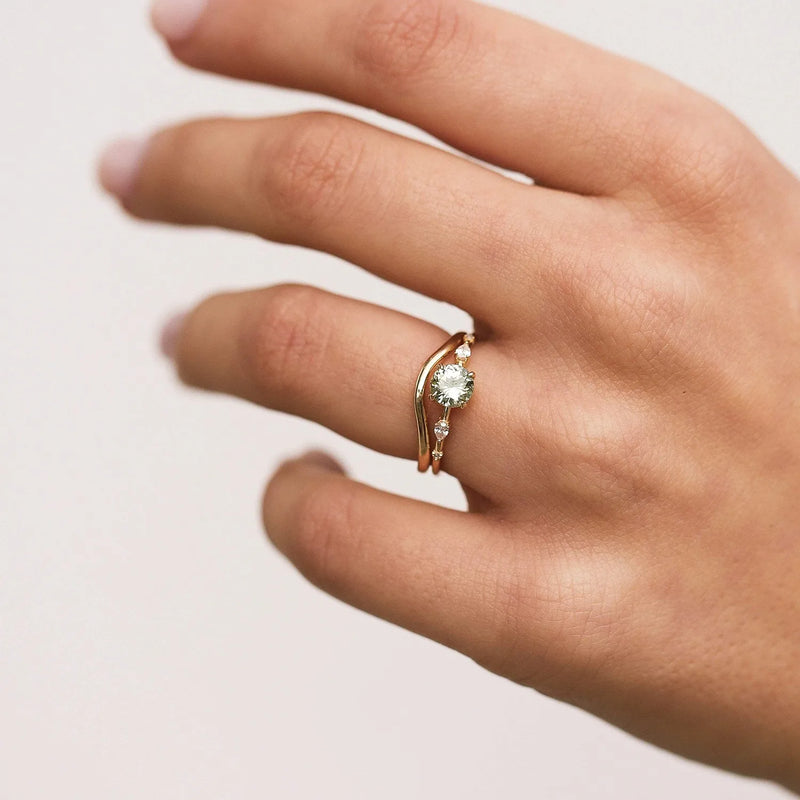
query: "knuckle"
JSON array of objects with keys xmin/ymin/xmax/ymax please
[
  {"xmin": 538, "ymin": 569, "xmax": 632, "ymax": 702},
  {"xmin": 470, "ymin": 534, "xmax": 628, "ymax": 696},
  {"xmin": 255, "ymin": 113, "xmax": 367, "ymax": 228},
  {"xmin": 353, "ymin": 0, "xmax": 467, "ymax": 83},
  {"xmin": 602, "ymin": 267, "xmax": 696, "ymax": 365},
  {"xmin": 629, "ymin": 98, "xmax": 759, "ymax": 216},
  {"xmin": 237, "ymin": 284, "xmax": 332, "ymax": 399},
  {"xmin": 553, "ymin": 408, "xmax": 656, "ymax": 512},
  {"xmin": 547, "ymin": 246, "xmax": 697, "ymax": 374}
]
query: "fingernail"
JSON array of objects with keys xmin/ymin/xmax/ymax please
[
  {"xmin": 298, "ymin": 451, "xmax": 345, "ymax": 473},
  {"xmin": 97, "ymin": 137, "xmax": 148, "ymax": 200},
  {"xmin": 151, "ymin": 0, "xmax": 209, "ymax": 41},
  {"xmin": 160, "ymin": 312, "xmax": 188, "ymax": 359}
]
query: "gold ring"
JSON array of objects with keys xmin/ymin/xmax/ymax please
[{"xmin": 414, "ymin": 332, "xmax": 476, "ymax": 474}]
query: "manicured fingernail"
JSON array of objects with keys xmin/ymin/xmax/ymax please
[
  {"xmin": 151, "ymin": 0, "xmax": 209, "ymax": 41},
  {"xmin": 98, "ymin": 137, "xmax": 148, "ymax": 200},
  {"xmin": 160, "ymin": 312, "xmax": 187, "ymax": 359},
  {"xmin": 298, "ymin": 451, "xmax": 345, "ymax": 473}
]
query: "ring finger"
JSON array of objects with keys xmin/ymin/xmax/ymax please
[{"xmin": 169, "ymin": 283, "xmax": 507, "ymax": 486}]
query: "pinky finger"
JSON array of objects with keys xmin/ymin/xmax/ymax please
[{"xmin": 263, "ymin": 451, "xmax": 519, "ymax": 665}]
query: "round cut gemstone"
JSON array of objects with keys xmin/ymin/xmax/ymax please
[{"xmin": 430, "ymin": 364, "xmax": 474, "ymax": 408}]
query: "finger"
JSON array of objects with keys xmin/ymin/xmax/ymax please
[
  {"xmin": 151, "ymin": 0, "xmax": 716, "ymax": 196},
  {"xmin": 262, "ymin": 451, "xmax": 523, "ymax": 668},
  {"xmin": 114, "ymin": 112, "xmax": 594, "ymax": 325},
  {"xmin": 170, "ymin": 284, "xmax": 505, "ymax": 486}
]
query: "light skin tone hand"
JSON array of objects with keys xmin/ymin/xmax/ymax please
[{"xmin": 99, "ymin": 0, "xmax": 800, "ymax": 791}]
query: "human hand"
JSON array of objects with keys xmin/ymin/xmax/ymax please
[{"xmin": 99, "ymin": 0, "xmax": 800, "ymax": 790}]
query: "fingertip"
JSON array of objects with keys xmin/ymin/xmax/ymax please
[
  {"xmin": 151, "ymin": 0, "xmax": 209, "ymax": 42},
  {"xmin": 97, "ymin": 137, "xmax": 149, "ymax": 200},
  {"xmin": 159, "ymin": 311, "xmax": 188, "ymax": 360}
]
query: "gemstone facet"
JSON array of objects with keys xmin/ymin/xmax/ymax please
[
  {"xmin": 430, "ymin": 364, "xmax": 474, "ymax": 408},
  {"xmin": 434, "ymin": 419, "xmax": 450, "ymax": 441}
]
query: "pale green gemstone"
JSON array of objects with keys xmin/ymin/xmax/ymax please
[{"xmin": 430, "ymin": 364, "xmax": 474, "ymax": 408}]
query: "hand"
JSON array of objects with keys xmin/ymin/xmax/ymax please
[{"xmin": 99, "ymin": 0, "xmax": 800, "ymax": 790}]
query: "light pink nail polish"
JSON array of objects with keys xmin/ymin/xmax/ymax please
[
  {"xmin": 98, "ymin": 138, "xmax": 148, "ymax": 200},
  {"xmin": 160, "ymin": 312, "xmax": 188, "ymax": 360},
  {"xmin": 151, "ymin": 0, "xmax": 209, "ymax": 42}
]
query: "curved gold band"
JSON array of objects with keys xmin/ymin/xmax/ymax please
[{"xmin": 414, "ymin": 332, "xmax": 475, "ymax": 474}]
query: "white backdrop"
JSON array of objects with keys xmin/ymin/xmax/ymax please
[{"xmin": 2, "ymin": 1, "xmax": 798, "ymax": 797}]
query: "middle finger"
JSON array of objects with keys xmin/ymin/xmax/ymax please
[{"xmin": 120, "ymin": 112, "xmax": 602, "ymax": 329}]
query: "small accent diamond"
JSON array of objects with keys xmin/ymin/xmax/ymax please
[
  {"xmin": 455, "ymin": 343, "xmax": 472, "ymax": 362},
  {"xmin": 434, "ymin": 419, "xmax": 450, "ymax": 441}
]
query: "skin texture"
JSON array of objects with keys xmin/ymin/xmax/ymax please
[{"xmin": 101, "ymin": 0, "xmax": 800, "ymax": 791}]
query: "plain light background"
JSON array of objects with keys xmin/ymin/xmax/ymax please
[{"xmin": 2, "ymin": 0, "xmax": 798, "ymax": 797}]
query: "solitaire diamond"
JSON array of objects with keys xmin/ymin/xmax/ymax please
[{"xmin": 430, "ymin": 364, "xmax": 474, "ymax": 408}]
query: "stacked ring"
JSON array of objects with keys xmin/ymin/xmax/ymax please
[{"xmin": 414, "ymin": 332, "xmax": 476, "ymax": 474}]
